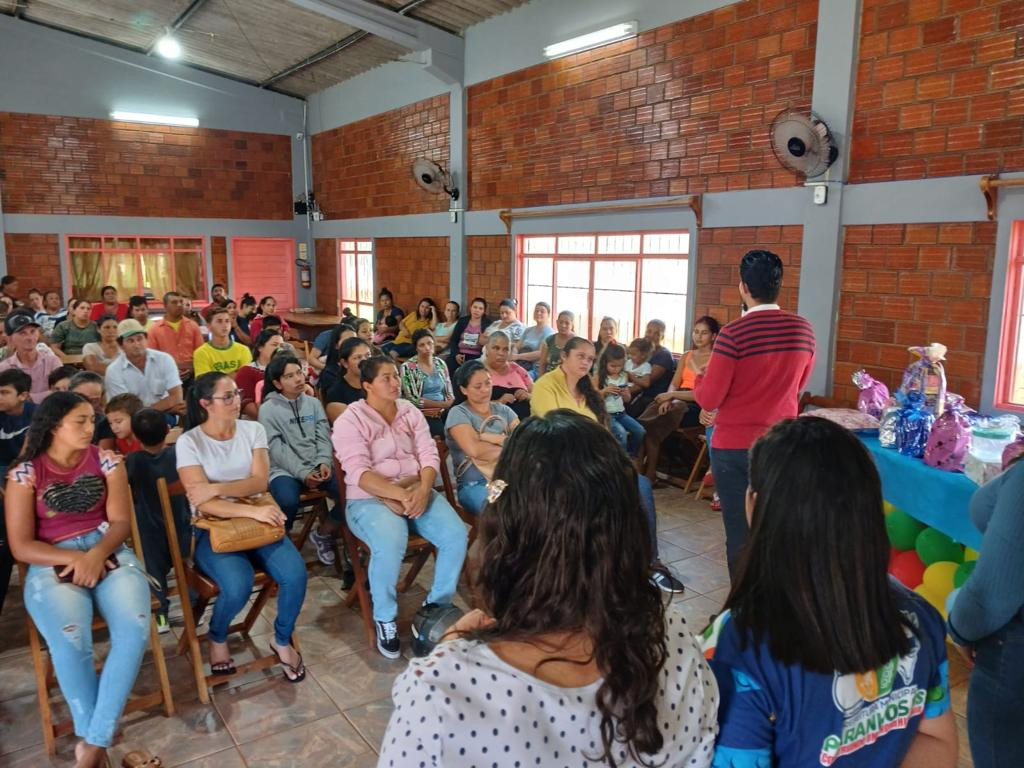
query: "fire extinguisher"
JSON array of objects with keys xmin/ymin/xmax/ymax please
[{"xmin": 298, "ymin": 260, "xmax": 311, "ymax": 289}]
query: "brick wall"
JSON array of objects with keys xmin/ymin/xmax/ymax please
[
  {"xmin": 693, "ymin": 226, "xmax": 803, "ymax": 325},
  {"xmin": 0, "ymin": 113, "xmax": 292, "ymax": 219},
  {"xmin": 834, "ymin": 223, "xmax": 995, "ymax": 406},
  {"xmin": 467, "ymin": 0, "xmax": 817, "ymax": 210},
  {"xmin": 465, "ymin": 235, "xmax": 512, "ymax": 309},
  {"xmin": 374, "ymin": 237, "xmax": 450, "ymax": 313},
  {"xmin": 311, "ymin": 95, "xmax": 450, "ymax": 221},
  {"xmin": 3, "ymin": 233, "xmax": 61, "ymax": 294},
  {"xmin": 850, "ymin": 0, "xmax": 1024, "ymax": 182},
  {"xmin": 315, "ymin": 238, "xmax": 339, "ymax": 314},
  {"xmin": 211, "ymin": 237, "xmax": 228, "ymax": 288}
]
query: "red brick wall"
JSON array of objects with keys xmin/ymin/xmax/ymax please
[
  {"xmin": 834, "ymin": 223, "xmax": 995, "ymax": 406},
  {"xmin": 315, "ymin": 238, "xmax": 339, "ymax": 314},
  {"xmin": 3, "ymin": 233, "xmax": 61, "ymax": 294},
  {"xmin": 374, "ymin": 237, "xmax": 450, "ymax": 313},
  {"xmin": 211, "ymin": 237, "xmax": 228, "ymax": 288},
  {"xmin": 311, "ymin": 95, "xmax": 450, "ymax": 221},
  {"xmin": 850, "ymin": 0, "xmax": 1024, "ymax": 182},
  {"xmin": 467, "ymin": 0, "xmax": 817, "ymax": 210},
  {"xmin": 693, "ymin": 226, "xmax": 803, "ymax": 325},
  {"xmin": 0, "ymin": 113, "xmax": 292, "ymax": 219},
  {"xmin": 466, "ymin": 235, "xmax": 512, "ymax": 309}
]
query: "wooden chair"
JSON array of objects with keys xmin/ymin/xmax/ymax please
[
  {"xmin": 156, "ymin": 478, "xmax": 295, "ymax": 704},
  {"xmin": 331, "ymin": 457, "xmax": 435, "ymax": 646},
  {"xmin": 289, "ymin": 489, "xmax": 342, "ymax": 574},
  {"xmin": 434, "ymin": 438, "xmax": 480, "ymax": 591},
  {"xmin": 21, "ymin": 490, "xmax": 174, "ymax": 754}
]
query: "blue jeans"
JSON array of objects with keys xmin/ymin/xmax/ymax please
[
  {"xmin": 968, "ymin": 616, "xmax": 1024, "ymax": 767},
  {"xmin": 193, "ymin": 529, "xmax": 307, "ymax": 646},
  {"xmin": 346, "ymin": 490, "xmax": 467, "ymax": 622},
  {"xmin": 709, "ymin": 447, "xmax": 749, "ymax": 575},
  {"xmin": 269, "ymin": 472, "xmax": 341, "ymax": 531},
  {"xmin": 457, "ymin": 482, "xmax": 489, "ymax": 516},
  {"xmin": 610, "ymin": 411, "xmax": 646, "ymax": 456},
  {"xmin": 381, "ymin": 341, "xmax": 416, "ymax": 358},
  {"xmin": 23, "ymin": 529, "xmax": 150, "ymax": 747},
  {"xmin": 637, "ymin": 474, "xmax": 659, "ymax": 564}
]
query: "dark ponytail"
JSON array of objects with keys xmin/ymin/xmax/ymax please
[
  {"xmin": 563, "ymin": 337, "xmax": 607, "ymax": 424},
  {"xmin": 262, "ymin": 354, "xmax": 301, "ymax": 402},
  {"xmin": 185, "ymin": 371, "xmax": 229, "ymax": 430},
  {"xmin": 15, "ymin": 392, "xmax": 91, "ymax": 464},
  {"xmin": 597, "ymin": 343, "xmax": 627, "ymax": 389}
]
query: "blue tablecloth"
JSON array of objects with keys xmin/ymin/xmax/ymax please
[{"xmin": 859, "ymin": 436, "xmax": 982, "ymax": 550}]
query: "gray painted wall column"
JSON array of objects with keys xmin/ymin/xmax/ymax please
[
  {"xmin": 448, "ymin": 84, "xmax": 468, "ymax": 304},
  {"xmin": 797, "ymin": 0, "xmax": 862, "ymax": 394},
  {"xmin": 0, "ymin": 188, "xmax": 6, "ymax": 271}
]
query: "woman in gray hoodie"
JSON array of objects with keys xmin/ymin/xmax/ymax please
[{"xmin": 258, "ymin": 354, "xmax": 340, "ymax": 566}]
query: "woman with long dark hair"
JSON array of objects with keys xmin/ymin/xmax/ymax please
[
  {"xmin": 383, "ymin": 297, "xmax": 436, "ymax": 360},
  {"xmin": 446, "ymin": 297, "xmax": 491, "ymax": 371},
  {"xmin": 324, "ymin": 337, "xmax": 372, "ymax": 422},
  {"xmin": 380, "ymin": 410, "xmax": 718, "ymax": 767},
  {"xmin": 398, "ymin": 328, "xmax": 454, "ymax": 438},
  {"xmin": 5, "ymin": 392, "xmax": 153, "ymax": 768},
  {"xmin": 248, "ymin": 295, "xmax": 292, "ymax": 340},
  {"xmin": 314, "ymin": 323, "xmax": 357, "ymax": 395},
  {"xmin": 532, "ymin": 336, "xmax": 685, "ymax": 594},
  {"xmin": 236, "ymin": 329, "xmax": 285, "ymax": 420},
  {"xmin": 176, "ymin": 372, "xmax": 308, "ymax": 682},
  {"xmin": 704, "ymin": 417, "xmax": 956, "ymax": 766}
]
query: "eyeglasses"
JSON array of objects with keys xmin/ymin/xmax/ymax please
[{"xmin": 209, "ymin": 390, "xmax": 242, "ymax": 403}]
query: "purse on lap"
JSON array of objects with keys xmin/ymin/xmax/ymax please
[
  {"xmin": 455, "ymin": 413, "xmax": 511, "ymax": 482},
  {"xmin": 377, "ymin": 475, "xmax": 422, "ymax": 516},
  {"xmin": 193, "ymin": 492, "xmax": 285, "ymax": 553}
]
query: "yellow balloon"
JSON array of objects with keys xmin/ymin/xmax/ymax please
[
  {"xmin": 964, "ymin": 547, "xmax": 980, "ymax": 562},
  {"xmin": 883, "ymin": 501, "xmax": 896, "ymax": 516},
  {"xmin": 923, "ymin": 562, "xmax": 958, "ymax": 599},
  {"xmin": 914, "ymin": 583, "xmax": 948, "ymax": 619}
]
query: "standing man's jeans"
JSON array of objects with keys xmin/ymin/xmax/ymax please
[
  {"xmin": 637, "ymin": 474, "xmax": 659, "ymax": 564},
  {"xmin": 710, "ymin": 447, "xmax": 750, "ymax": 575},
  {"xmin": 346, "ymin": 490, "xmax": 467, "ymax": 622},
  {"xmin": 967, "ymin": 617, "xmax": 1024, "ymax": 768},
  {"xmin": 23, "ymin": 529, "xmax": 151, "ymax": 748}
]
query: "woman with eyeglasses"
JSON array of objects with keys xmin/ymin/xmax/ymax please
[{"xmin": 176, "ymin": 371, "xmax": 308, "ymax": 683}]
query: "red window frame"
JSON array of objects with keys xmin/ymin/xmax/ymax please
[
  {"xmin": 66, "ymin": 235, "xmax": 207, "ymax": 307},
  {"xmin": 338, "ymin": 239, "xmax": 375, "ymax": 319},
  {"xmin": 996, "ymin": 220, "xmax": 1024, "ymax": 411},
  {"xmin": 515, "ymin": 231, "xmax": 691, "ymax": 353}
]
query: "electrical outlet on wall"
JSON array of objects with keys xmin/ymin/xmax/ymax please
[{"xmin": 812, "ymin": 185, "xmax": 828, "ymax": 205}]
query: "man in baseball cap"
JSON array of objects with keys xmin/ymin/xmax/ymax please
[
  {"xmin": 0, "ymin": 308, "xmax": 61, "ymax": 403},
  {"xmin": 104, "ymin": 319, "xmax": 184, "ymax": 417}
]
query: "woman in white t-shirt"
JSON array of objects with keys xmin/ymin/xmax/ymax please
[
  {"xmin": 176, "ymin": 371, "xmax": 308, "ymax": 683},
  {"xmin": 380, "ymin": 409, "xmax": 719, "ymax": 768}
]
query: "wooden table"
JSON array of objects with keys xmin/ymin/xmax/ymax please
[
  {"xmin": 282, "ymin": 312, "xmax": 342, "ymax": 341},
  {"xmin": 60, "ymin": 354, "xmax": 84, "ymax": 367}
]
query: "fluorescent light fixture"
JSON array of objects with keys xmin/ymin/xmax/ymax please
[
  {"xmin": 155, "ymin": 35, "xmax": 182, "ymax": 59},
  {"xmin": 110, "ymin": 111, "xmax": 199, "ymax": 127},
  {"xmin": 543, "ymin": 21, "xmax": 638, "ymax": 59}
]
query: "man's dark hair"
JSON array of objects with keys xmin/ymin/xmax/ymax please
[
  {"xmin": 69, "ymin": 371, "xmax": 104, "ymax": 391},
  {"xmin": 128, "ymin": 295, "xmax": 148, "ymax": 309},
  {"xmin": 261, "ymin": 314, "xmax": 282, "ymax": 329},
  {"xmin": 131, "ymin": 407, "xmax": 169, "ymax": 448},
  {"xmin": 1, "ymin": 276, "xmax": 17, "ymax": 288},
  {"xmin": 739, "ymin": 249, "xmax": 784, "ymax": 303},
  {"xmin": 0, "ymin": 368, "xmax": 33, "ymax": 395},
  {"xmin": 47, "ymin": 365, "xmax": 78, "ymax": 389}
]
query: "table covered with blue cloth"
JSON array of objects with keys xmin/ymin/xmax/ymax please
[{"xmin": 858, "ymin": 436, "xmax": 982, "ymax": 550}]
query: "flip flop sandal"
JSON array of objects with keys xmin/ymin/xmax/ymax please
[
  {"xmin": 209, "ymin": 658, "xmax": 236, "ymax": 676},
  {"xmin": 122, "ymin": 750, "xmax": 164, "ymax": 768},
  {"xmin": 269, "ymin": 643, "xmax": 306, "ymax": 683}
]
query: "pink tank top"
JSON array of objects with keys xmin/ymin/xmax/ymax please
[{"xmin": 9, "ymin": 445, "xmax": 117, "ymax": 544}]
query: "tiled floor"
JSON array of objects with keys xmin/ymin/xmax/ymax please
[{"xmin": 0, "ymin": 485, "xmax": 975, "ymax": 767}]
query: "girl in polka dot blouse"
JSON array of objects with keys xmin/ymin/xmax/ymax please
[{"xmin": 379, "ymin": 410, "xmax": 719, "ymax": 767}]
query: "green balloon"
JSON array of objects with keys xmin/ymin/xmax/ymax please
[
  {"xmin": 915, "ymin": 528, "xmax": 964, "ymax": 566},
  {"xmin": 953, "ymin": 560, "xmax": 977, "ymax": 589},
  {"xmin": 886, "ymin": 510, "xmax": 925, "ymax": 551}
]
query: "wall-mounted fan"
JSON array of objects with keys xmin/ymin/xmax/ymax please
[
  {"xmin": 412, "ymin": 158, "xmax": 460, "ymax": 201},
  {"xmin": 770, "ymin": 110, "xmax": 839, "ymax": 178}
]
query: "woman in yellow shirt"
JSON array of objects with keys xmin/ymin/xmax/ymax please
[{"xmin": 383, "ymin": 298, "xmax": 437, "ymax": 360}]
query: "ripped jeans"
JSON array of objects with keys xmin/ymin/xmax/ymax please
[{"xmin": 23, "ymin": 528, "xmax": 150, "ymax": 748}]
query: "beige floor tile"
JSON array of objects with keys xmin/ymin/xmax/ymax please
[
  {"xmin": 343, "ymin": 698, "xmax": 394, "ymax": 752},
  {"xmin": 172, "ymin": 747, "xmax": 248, "ymax": 768},
  {"xmin": 668, "ymin": 555, "xmax": 731, "ymax": 596},
  {"xmin": 310, "ymin": 648, "xmax": 407, "ymax": 712},
  {"xmin": 0, "ymin": 649, "xmax": 38, "ymax": 703},
  {"xmin": 106, "ymin": 699, "xmax": 233, "ymax": 767},
  {"xmin": 955, "ymin": 713, "xmax": 974, "ymax": 767},
  {"xmin": 0, "ymin": 741, "xmax": 76, "ymax": 767},
  {"xmin": 212, "ymin": 673, "xmax": 341, "ymax": 745},
  {"xmin": 237, "ymin": 713, "xmax": 372, "ymax": 764},
  {"xmin": 659, "ymin": 523, "xmax": 725, "ymax": 555},
  {"xmin": 0, "ymin": 692, "xmax": 60, "ymax": 755}
]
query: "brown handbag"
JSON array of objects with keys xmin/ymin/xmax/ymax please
[
  {"xmin": 377, "ymin": 476, "xmax": 422, "ymax": 516},
  {"xmin": 193, "ymin": 493, "xmax": 285, "ymax": 553},
  {"xmin": 454, "ymin": 413, "xmax": 511, "ymax": 482}
]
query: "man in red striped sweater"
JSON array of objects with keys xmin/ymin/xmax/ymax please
[{"xmin": 694, "ymin": 250, "xmax": 816, "ymax": 575}]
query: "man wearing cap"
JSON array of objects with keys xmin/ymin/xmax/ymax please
[
  {"xmin": 148, "ymin": 291, "xmax": 203, "ymax": 386},
  {"xmin": 104, "ymin": 319, "xmax": 185, "ymax": 416},
  {"xmin": 0, "ymin": 309, "xmax": 62, "ymax": 403}
]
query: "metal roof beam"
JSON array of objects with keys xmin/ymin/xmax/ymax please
[{"xmin": 284, "ymin": 0, "xmax": 463, "ymax": 83}]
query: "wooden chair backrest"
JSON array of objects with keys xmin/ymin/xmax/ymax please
[{"xmin": 156, "ymin": 477, "xmax": 190, "ymax": 589}]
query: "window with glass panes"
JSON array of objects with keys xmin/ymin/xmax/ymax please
[
  {"xmin": 997, "ymin": 221, "xmax": 1024, "ymax": 411},
  {"xmin": 67, "ymin": 236, "xmax": 205, "ymax": 303},
  {"xmin": 517, "ymin": 232, "xmax": 691, "ymax": 353},
  {"xmin": 339, "ymin": 239, "xmax": 374, "ymax": 320}
]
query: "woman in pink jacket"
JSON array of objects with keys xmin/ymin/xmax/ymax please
[{"xmin": 333, "ymin": 355, "xmax": 467, "ymax": 659}]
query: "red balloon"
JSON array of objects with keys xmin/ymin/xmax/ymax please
[{"xmin": 889, "ymin": 550, "xmax": 926, "ymax": 588}]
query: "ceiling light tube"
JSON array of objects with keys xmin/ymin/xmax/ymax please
[
  {"xmin": 110, "ymin": 111, "xmax": 199, "ymax": 128},
  {"xmin": 543, "ymin": 21, "xmax": 638, "ymax": 59}
]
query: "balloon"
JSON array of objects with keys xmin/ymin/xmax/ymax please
[
  {"xmin": 915, "ymin": 528, "xmax": 964, "ymax": 566},
  {"xmin": 923, "ymin": 562, "xmax": 958, "ymax": 600},
  {"xmin": 946, "ymin": 587, "xmax": 961, "ymax": 617},
  {"xmin": 886, "ymin": 510, "xmax": 925, "ymax": 550},
  {"xmin": 954, "ymin": 560, "xmax": 977, "ymax": 589},
  {"xmin": 889, "ymin": 550, "xmax": 926, "ymax": 589},
  {"xmin": 964, "ymin": 547, "xmax": 980, "ymax": 562},
  {"xmin": 915, "ymin": 583, "xmax": 947, "ymax": 618}
]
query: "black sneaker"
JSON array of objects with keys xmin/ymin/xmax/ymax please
[
  {"xmin": 650, "ymin": 569, "xmax": 686, "ymax": 595},
  {"xmin": 375, "ymin": 619, "xmax": 401, "ymax": 659}
]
